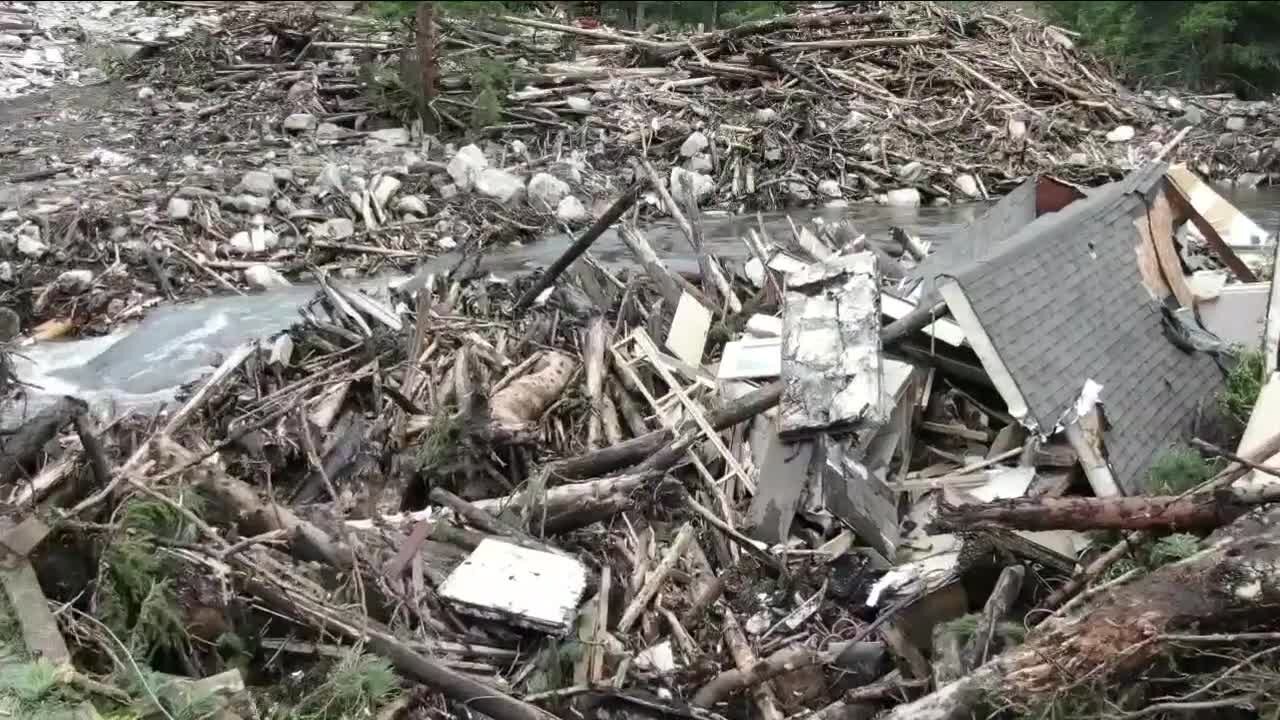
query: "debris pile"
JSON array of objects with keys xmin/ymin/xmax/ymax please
[
  {"xmin": 4, "ymin": 151, "xmax": 1280, "ymax": 718},
  {"xmin": 6, "ymin": 0, "xmax": 1275, "ymax": 339}
]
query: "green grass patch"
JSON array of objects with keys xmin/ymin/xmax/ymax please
[
  {"xmin": 1146, "ymin": 445, "xmax": 1213, "ymax": 495},
  {"xmin": 1221, "ymin": 347, "xmax": 1265, "ymax": 424}
]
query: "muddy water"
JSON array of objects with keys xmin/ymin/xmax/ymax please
[{"xmin": 6, "ymin": 191, "xmax": 1279, "ymax": 425}]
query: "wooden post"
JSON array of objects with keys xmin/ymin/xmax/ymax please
[{"xmin": 416, "ymin": 2, "xmax": 438, "ymax": 132}]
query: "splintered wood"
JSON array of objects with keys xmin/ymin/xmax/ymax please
[{"xmin": 780, "ymin": 252, "xmax": 882, "ymax": 437}]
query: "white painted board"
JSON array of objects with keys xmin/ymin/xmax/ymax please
[
  {"xmin": 665, "ymin": 292, "xmax": 712, "ymax": 367},
  {"xmin": 719, "ymin": 336, "xmax": 782, "ymax": 380},
  {"xmin": 439, "ymin": 538, "xmax": 588, "ymax": 635}
]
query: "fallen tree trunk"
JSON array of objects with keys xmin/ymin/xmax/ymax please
[
  {"xmin": 931, "ymin": 484, "xmax": 1280, "ymax": 533},
  {"xmin": 553, "ymin": 380, "xmax": 783, "ymax": 480},
  {"xmin": 0, "ymin": 396, "xmax": 82, "ymax": 485},
  {"xmin": 884, "ymin": 505, "xmax": 1280, "ymax": 720}
]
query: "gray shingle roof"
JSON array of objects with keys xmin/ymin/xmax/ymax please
[{"xmin": 941, "ymin": 162, "xmax": 1224, "ymax": 493}]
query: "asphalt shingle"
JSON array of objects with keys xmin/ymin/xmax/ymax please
[{"xmin": 943, "ymin": 162, "xmax": 1224, "ymax": 493}]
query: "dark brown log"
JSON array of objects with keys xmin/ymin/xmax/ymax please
[
  {"xmin": 555, "ymin": 380, "xmax": 783, "ymax": 479},
  {"xmin": 931, "ymin": 486, "xmax": 1280, "ymax": 533},
  {"xmin": 415, "ymin": 1, "xmax": 438, "ymax": 132},
  {"xmin": 514, "ymin": 181, "xmax": 644, "ymax": 311},
  {"xmin": 0, "ymin": 397, "xmax": 82, "ymax": 485}
]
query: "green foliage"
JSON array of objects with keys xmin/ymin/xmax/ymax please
[
  {"xmin": 121, "ymin": 669, "xmax": 222, "ymax": 720},
  {"xmin": 1221, "ymin": 347, "xmax": 1265, "ymax": 424},
  {"xmin": 1145, "ymin": 445, "xmax": 1213, "ymax": 495},
  {"xmin": 1040, "ymin": 1, "xmax": 1280, "ymax": 96},
  {"xmin": 97, "ymin": 496, "xmax": 203, "ymax": 667},
  {"xmin": 285, "ymin": 652, "xmax": 400, "ymax": 720},
  {"xmin": 937, "ymin": 613, "xmax": 1026, "ymax": 647},
  {"xmin": 1147, "ymin": 533, "xmax": 1201, "ymax": 566},
  {"xmin": 0, "ymin": 661, "xmax": 82, "ymax": 718}
]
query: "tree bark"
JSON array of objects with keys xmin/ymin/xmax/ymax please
[
  {"xmin": 416, "ymin": 2, "xmax": 438, "ymax": 132},
  {"xmin": 931, "ymin": 485, "xmax": 1280, "ymax": 533},
  {"xmin": 0, "ymin": 396, "xmax": 82, "ymax": 485},
  {"xmin": 884, "ymin": 505, "xmax": 1280, "ymax": 720}
]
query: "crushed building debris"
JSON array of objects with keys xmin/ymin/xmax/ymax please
[{"xmin": 5, "ymin": 2, "xmax": 1280, "ymax": 719}]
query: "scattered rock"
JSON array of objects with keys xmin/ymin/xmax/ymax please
[
  {"xmin": 317, "ymin": 218, "xmax": 355, "ymax": 240},
  {"xmin": 475, "ymin": 168, "xmax": 525, "ymax": 203},
  {"xmin": 688, "ymin": 154, "xmax": 713, "ymax": 173},
  {"xmin": 1166, "ymin": 96, "xmax": 1184, "ymax": 111},
  {"xmin": 438, "ymin": 236, "xmax": 458, "ymax": 250},
  {"xmin": 884, "ymin": 188, "xmax": 921, "ymax": 207},
  {"xmin": 368, "ymin": 127, "xmax": 410, "ymax": 146},
  {"xmin": 818, "ymin": 179, "xmax": 842, "ymax": 198},
  {"xmin": 527, "ymin": 172, "xmax": 571, "ymax": 212},
  {"xmin": 556, "ymin": 195, "xmax": 589, "ymax": 224},
  {"xmin": 167, "ymin": 197, "xmax": 191, "ymax": 220},
  {"xmin": 933, "ymin": 197, "xmax": 951, "ymax": 207},
  {"xmin": 137, "ymin": 86, "xmax": 155, "ymax": 102},
  {"xmin": 785, "ymin": 181, "xmax": 813, "ymax": 203},
  {"xmin": 670, "ymin": 167, "xmax": 714, "ymax": 207},
  {"xmin": 237, "ymin": 170, "xmax": 277, "ymax": 197},
  {"xmin": 1226, "ymin": 116, "xmax": 1248, "ymax": 132},
  {"xmin": 1007, "ymin": 118, "xmax": 1027, "ymax": 141},
  {"xmin": 244, "ymin": 265, "xmax": 291, "ymax": 291},
  {"xmin": 0, "ymin": 262, "xmax": 11, "ymax": 283},
  {"xmin": 16, "ymin": 232, "xmax": 46, "ymax": 259},
  {"xmin": 955, "ymin": 173, "xmax": 980, "ymax": 198},
  {"xmin": 566, "ymin": 95, "xmax": 592, "ymax": 112},
  {"xmin": 269, "ymin": 166, "xmax": 294, "ymax": 183},
  {"xmin": 316, "ymin": 122, "xmax": 344, "ymax": 141},
  {"xmin": 1237, "ymin": 172, "xmax": 1267, "ymax": 189},
  {"xmin": 371, "ymin": 175, "xmax": 402, "ymax": 208},
  {"xmin": 1218, "ymin": 132, "xmax": 1238, "ymax": 148},
  {"xmin": 680, "ymin": 131, "xmax": 709, "ymax": 158},
  {"xmin": 283, "ymin": 113, "xmax": 317, "ymax": 132},
  {"xmin": 224, "ymin": 195, "xmax": 270, "ymax": 214},
  {"xmin": 1174, "ymin": 106, "xmax": 1205, "ymax": 128},
  {"xmin": 0, "ymin": 307, "xmax": 18, "ymax": 342},
  {"xmin": 228, "ymin": 226, "xmax": 280, "ymax": 254},
  {"xmin": 56, "ymin": 269, "xmax": 94, "ymax": 294},
  {"xmin": 448, "ymin": 144, "xmax": 489, "ymax": 192},
  {"xmin": 396, "ymin": 195, "xmax": 428, "ymax": 216},
  {"xmin": 754, "ymin": 108, "xmax": 778, "ymax": 123},
  {"xmin": 1105, "ymin": 125, "xmax": 1135, "ymax": 142},
  {"xmin": 898, "ymin": 161, "xmax": 924, "ymax": 182}
]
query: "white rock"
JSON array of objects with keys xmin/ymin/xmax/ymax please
[
  {"xmin": 237, "ymin": 170, "xmax": 277, "ymax": 196},
  {"xmin": 167, "ymin": 197, "xmax": 191, "ymax": 220},
  {"xmin": 317, "ymin": 218, "xmax": 355, "ymax": 240},
  {"xmin": 669, "ymin": 167, "xmax": 714, "ymax": 207},
  {"xmin": 511, "ymin": 139, "xmax": 527, "ymax": 155},
  {"xmin": 688, "ymin": 154, "xmax": 713, "ymax": 173},
  {"xmin": 1007, "ymin": 118, "xmax": 1027, "ymax": 141},
  {"xmin": 228, "ymin": 227, "xmax": 279, "ymax": 254},
  {"xmin": 818, "ymin": 179, "xmax": 842, "ymax": 198},
  {"xmin": 754, "ymin": 108, "xmax": 778, "ymax": 122},
  {"xmin": 368, "ymin": 127, "xmax": 410, "ymax": 146},
  {"xmin": 1225, "ymin": 116, "xmax": 1247, "ymax": 132},
  {"xmin": 16, "ymin": 235, "xmax": 46, "ymax": 258},
  {"xmin": 556, "ymin": 195, "xmax": 589, "ymax": 224},
  {"xmin": 228, "ymin": 231, "xmax": 256, "ymax": 254},
  {"xmin": 0, "ymin": 262, "xmax": 11, "ymax": 283},
  {"xmin": 475, "ymin": 168, "xmax": 525, "ymax": 204},
  {"xmin": 1166, "ymin": 96, "xmax": 1184, "ymax": 111},
  {"xmin": 898, "ymin": 161, "xmax": 924, "ymax": 182},
  {"xmin": 283, "ymin": 113, "xmax": 317, "ymax": 132},
  {"xmin": 56, "ymin": 269, "xmax": 94, "ymax": 293},
  {"xmin": 954, "ymin": 173, "xmax": 980, "ymax": 198},
  {"xmin": 137, "ymin": 86, "xmax": 155, "ymax": 102},
  {"xmin": 372, "ymin": 175, "xmax": 402, "ymax": 208},
  {"xmin": 1106, "ymin": 125, "xmax": 1135, "ymax": 142},
  {"xmin": 566, "ymin": 95, "xmax": 592, "ymax": 112},
  {"xmin": 244, "ymin": 265, "xmax": 292, "ymax": 291},
  {"xmin": 316, "ymin": 122, "xmax": 344, "ymax": 141},
  {"xmin": 224, "ymin": 194, "xmax": 270, "ymax": 213},
  {"xmin": 396, "ymin": 195, "xmax": 429, "ymax": 216},
  {"xmin": 447, "ymin": 144, "xmax": 489, "ymax": 192},
  {"xmin": 680, "ymin": 131, "xmax": 709, "ymax": 158},
  {"xmin": 825, "ymin": 199, "xmax": 849, "ymax": 209},
  {"xmin": 438, "ymin": 236, "xmax": 458, "ymax": 250},
  {"xmin": 527, "ymin": 172, "xmax": 571, "ymax": 212},
  {"xmin": 884, "ymin": 188, "xmax": 921, "ymax": 207},
  {"xmin": 785, "ymin": 182, "xmax": 812, "ymax": 203}
]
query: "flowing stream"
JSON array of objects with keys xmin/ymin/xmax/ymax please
[{"xmin": 6, "ymin": 191, "xmax": 1280, "ymax": 425}]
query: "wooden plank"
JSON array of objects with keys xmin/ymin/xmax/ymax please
[
  {"xmin": 746, "ymin": 424, "xmax": 815, "ymax": 545},
  {"xmin": 0, "ymin": 562, "xmax": 71, "ymax": 666},
  {"xmin": 820, "ymin": 435, "xmax": 899, "ymax": 558},
  {"xmin": 1137, "ymin": 190, "xmax": 1196, "ymax": 309},
  {"xmin": 1165, "ymin": 166, "xmax": 1263, "ymax": 281}
]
